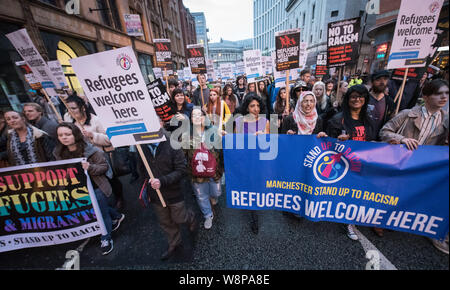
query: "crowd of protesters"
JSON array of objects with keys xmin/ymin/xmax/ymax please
[{"xmin": 0, "ymin": 67, "xmax": 448, "ymax": 259}]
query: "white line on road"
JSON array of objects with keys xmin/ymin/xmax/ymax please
[{"xmin": 353, "ymin": 226, "xmax": 398, "ymax": 270}]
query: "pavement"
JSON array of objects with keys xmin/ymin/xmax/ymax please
[{"xmin": 0, "ymin": 174, "xmax": 448, "ymax": 270}]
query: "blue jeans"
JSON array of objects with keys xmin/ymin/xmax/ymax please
[
  {"xmin": 192, "ymin": 179, "xmax": 221, "ymax": 219},
  {"xmin": 94, "ymin": 189, "xmax": 121, "ymax": 241}
]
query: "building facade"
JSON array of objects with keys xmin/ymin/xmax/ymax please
[
  {"xmin": 0, "ymin": 0, "xmax": 195, "ymax": 111},
  {"xmin": 191, "ymin": 12, "xmax": 209, "ymax": 56},
  {"xmin": 285, "ymin": 0, "xmax": 376, "ymax": 74},
  {"xmin": 253, "ymin": 0, "xmax": 289, "ymax": 56},
  {"xmin": 208, "ymin": 38, "xmax": 253, "ymax": 69}
]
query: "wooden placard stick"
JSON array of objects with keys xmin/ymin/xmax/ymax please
[
  {"xmin": 40, "ymin": 88, "xmax": 63, "ymax": 123},
  {"xmin": 394, "ymin": 68, "xmax": 409, "ymax": 115},
  {"xmin": 164, "ymin": 68, "xmax": 169, "ymax": 93},
  {"xmin": 336, "ymin": 67, "xmax": 342, "ymax": 104},
  {"xmin": 136, "ymin": 144, "xmax": 167, "ymax": 208},
  {"xmin": 285, "ymin": 70, "xmax": 290, "ymax": 113}
]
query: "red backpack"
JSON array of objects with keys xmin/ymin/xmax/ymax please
[{"xmin": 191, "ymin": 143, "xmax": 217, "ymax": 178}]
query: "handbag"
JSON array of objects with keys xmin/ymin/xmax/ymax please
[
  {"xmin": 139, "ymin": 178, "xmax": 150, "ymax": 208},
  {"xmin": 109, "ymin": 147, "xmax": 131, "ymax": 177}
]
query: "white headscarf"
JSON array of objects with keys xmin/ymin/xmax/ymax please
[{"xmin": 293, "ymin": 91, "xmax": 318, "ymax": 135}]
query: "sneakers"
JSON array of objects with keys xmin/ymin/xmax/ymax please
[
  {"xmin": 101, "ymin": 239, "xmax": 114, "ymax": 255},
  {"xmin": 431, "ymin": 238, "xmax": 449, "ymax": 255},
  {"xmin": 204, "ymin": 216, "xmax": 213, "ymax": 229},
  {"xmin": 346, "ymin": 225, "xmax": 358, "ymax": 241},
  {"xmin": 112, "ymin": 214, "xmax": 125, "ymax": 232}
]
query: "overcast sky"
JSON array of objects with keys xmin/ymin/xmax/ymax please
[{"xmin": 182, "ymin": 0, "xmax": 253, "ymax": 43}]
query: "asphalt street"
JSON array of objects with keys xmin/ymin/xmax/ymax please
[{"xmin": 0, "ymin": 174, "xmax": 448, "ymax": 270}]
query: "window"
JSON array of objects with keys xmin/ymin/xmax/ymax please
[
  {"xmin": 39, "ymin": 0, "xmax": 57, "ymax": 6},
  {"xmin": 138, "ymin": 53, "xmax": 154, "ymax": 84},
  {"xmin": 108, "ymin": 0, "xmax": 122, "ymax": 31},
  {"xmin": 312, "ymin": 4, "xmax": 315, "ymax": 20},
  {"xmin": 96, "ymin": 0, "xmax": 111, "ymax": 27},
  {"xmin": 331, "ymin": 10, "xmax": 338, "ymax": 17},
  {"xmin": 56, "ymin": 40, "xmax": 83, "ymax": 95}
]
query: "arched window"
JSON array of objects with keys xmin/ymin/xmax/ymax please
[{"xmin": 56, "ymin": 40, "xmax": 83, "ymax": 95}]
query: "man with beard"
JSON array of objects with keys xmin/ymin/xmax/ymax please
[{"xmin": 368, "ymin": 70, "xmax": 396, "ymax": 139}]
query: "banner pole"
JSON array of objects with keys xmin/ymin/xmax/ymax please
[
  {"xmin": 200, "ymin": 75, "xmax": 205, "ymax": 108},
  {"xmin": 136, "ymin": 144, "xmax": 167, "ymax": 208},
  {"xmin": 40, "ymin": 88, "xmax": 63, "ymax": 123},
  {"xmin": 164, "ymin": 68, "xmax": 169, "ymax": 93},
  {"xmin": 395, "ymin": 68, "xmax": 409, "ymax": 115},
  {"xmin": 336, "ymin": 67, "xmax": 342, "ymax": 105},
  {"xmin": 285, "ymin": 70, "xmax": 290, "ymax": 113}
]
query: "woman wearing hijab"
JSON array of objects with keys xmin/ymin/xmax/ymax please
[{"xmin": 281, "ymin": 91, "xmax": 323, "ymax": 135}]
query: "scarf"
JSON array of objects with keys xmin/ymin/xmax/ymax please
[
  {"xmin": 293, "ymin": 91, "xmax": 318, "ymax": 135},
  {"xmin": 9, "ymin": 126, "xmax": 39, "ymax": 165}
]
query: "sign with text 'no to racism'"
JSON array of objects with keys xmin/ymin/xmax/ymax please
[
  {"xmin": 327, "ymin": 17, "xmax": 361, "ymax": 68},
  {"xmin": 223, "ymin": 134, "xmax": 449, "ymax": 240},
  {"xmin": 70, "ymin": 46, "xmax": 165, "ymax": 147}
]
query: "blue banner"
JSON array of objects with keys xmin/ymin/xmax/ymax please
[{"xmin": 223, "ymin": 134, "xmax": 449, "ymax": 240}]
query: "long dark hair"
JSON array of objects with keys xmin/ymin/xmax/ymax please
[
  {"xmin": 171, "ymin": 88, "xmax": 187, "ymax": 112},
  {"xmin": 341, "ymin": 84, "xmax": 374, "ymax": 140},
  {"xmin": 258, "ymin": 80, "xmax": 268, "ymax": 98},
  {"xmin": 66, "ymin": 95, "xmax": 92, "ymax": 126},
  {"xmin": 54, "ymin": 122, "xmax": 87, "ymax": 159},
  {"xmin": 274, "ymin": 88, "xmax": 287, "ymax": 115},
  {"xmin": 239, "ymin": 93, "xmax": 266, "ymax": 115}
]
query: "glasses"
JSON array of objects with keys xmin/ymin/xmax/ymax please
[{"xmin": 349, "ymin": 95, "xmax": 364, "ymax": 100}]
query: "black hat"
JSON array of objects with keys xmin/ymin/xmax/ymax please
[{"xmin": 371, "ymin": 70, "xmax": 390, "ymax": 81}]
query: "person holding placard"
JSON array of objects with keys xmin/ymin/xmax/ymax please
[
  {"xmin": 64, "ymin": 95, "xmax": 125, "ymax": 209},
  {"xmin": 368, "ymin": 70, "xmax": 396, "ymax": 139},
  {"xmin": 53, "ymin": 122, "xmax": 125, "ymax": 255},
  {"xmin": 192, "ymin": 74, "xmax": 210, "ymax": 107},
  {"xmin": 137, "ymin": 129, "xmax": 197, "ymax": 261},
  {"xmin": 273, "ymin": 88, "xmax": 295, "ymax": 132}
]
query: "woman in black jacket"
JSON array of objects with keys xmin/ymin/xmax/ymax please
[
  {"xmin": 321, "ymin": 84, "xmax": 376, "ymax": 241},
  {"xmin": 325, "ymin": 84, "xmax": 376, "ymax": 142}
]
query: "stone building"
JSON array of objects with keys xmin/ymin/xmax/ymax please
[{"xmin": 0, "ymin": 0, "xmax": 196, "ymax": 110}]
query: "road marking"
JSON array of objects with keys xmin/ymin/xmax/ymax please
[{"xmin": 353, "ymin": 226, "xmax": 397, "ymax": 270}]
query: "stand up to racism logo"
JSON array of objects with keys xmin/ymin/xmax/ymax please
[{"xmin": 304, "ymin": 140, "xmax": 362, "ymax": 184}]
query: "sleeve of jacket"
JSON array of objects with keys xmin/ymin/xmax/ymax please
[
  {"xmin": 281, "ymin": 115, "xmax": 296, "ymax": 134},
  {"xmin": 91, "ymin": 121, "xmax": 112, "ymax": 148},
  {"xmin": 87, "ymin": 151, "xmax": 109, "ymax": 176},
  {"xmin": 326, "ymin": 116, "xmax": 342, "ymax": 138},
  {"xmin": 159, "ymin": 147, "xmax": 187, "ymax": 188},
  {"xmin": 379, "ymin": 110, "xmax": 410, "ymax": 143}
]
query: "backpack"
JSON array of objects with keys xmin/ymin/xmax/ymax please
[{"xmin": 191, "ymin": 143, "xmax": 217, "ymax": 178}]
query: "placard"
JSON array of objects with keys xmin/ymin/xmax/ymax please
[
  {"xmin": 387, "ymin": 0, "xmax": 443, "ymax": 69},
  {"xmin": 70, "ymin": 46, "xmax": 165, "ymax": 147},
  {"xmin": 327, "ymin": 17, "xmax": 361, "ymax": 68},
  {"xmin": 275, "ymin": 29, "xmax": 301, "ymax": 71}
]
